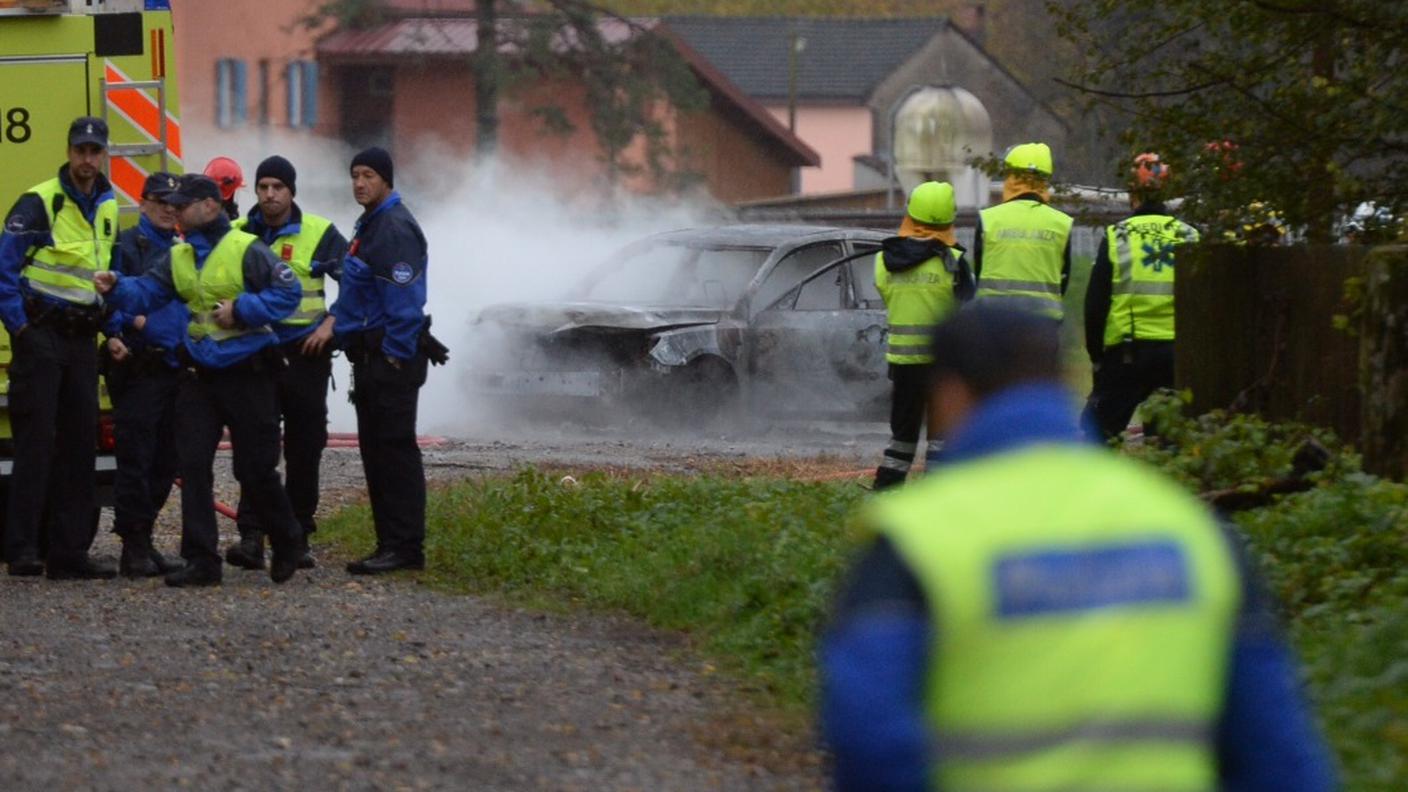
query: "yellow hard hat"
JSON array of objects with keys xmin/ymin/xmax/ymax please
[
  {"xmin": 1003, "ymin": 142, "xmax": 1053, "ymax": 178},
  {"xmin": 906, "ymin": 181, "xmax": 957, "ymax": 225}
]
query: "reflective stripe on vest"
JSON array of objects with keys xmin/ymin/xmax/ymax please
[
  {"xmin": 170, "ymin": 229, "xmax": 273, "ymax": 342},
  {"xmin": 867, "ymin": 445, "xmax": 1238, "ymax": 791},
  {"xmin": 21, "ymin": 178, "xmax": 117, "ymax": 306},
  {"xmin": 976, "ymin": 200, "xmax": 1073, "ymax": 320},
  {"xmin": 1104, "ymin": 215, "xmax": 1199, "ymax": 348},
  {"xmin": 875, "ymin": 246, "xmax": 961, "ymax": 365},
  {"xmin": 234, "ymin": 213, "xmax": 332, "ymax": 326}
]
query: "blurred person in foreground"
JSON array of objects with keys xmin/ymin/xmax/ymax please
[
  {"xmin": 872, "ymin": 181, "xmax": 974, "ymax": 491},
  {"xmin": 820, "ymin": 306, "xmax": 1336, "ymax": 792},
  {"xmin": 1082, "ymin": 152, "xmax": 1200, "ymax": 442}
]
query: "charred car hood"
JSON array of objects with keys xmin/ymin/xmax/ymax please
[{"xmin": 476, "ymin": 302, "xmax": 724, "ymax": 334}]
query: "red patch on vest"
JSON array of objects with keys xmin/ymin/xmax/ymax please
[{"xmin": 281, "ymin": 243, "xmax": 294, "ymax": 261}]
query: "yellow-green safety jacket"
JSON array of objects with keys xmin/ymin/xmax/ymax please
[
  {"xmin": 977, "ymin": 199, "xmax": 1073, "ymax": 319},
  {"xmin": 1104, "ymin": 214, "xmax": 1200, "ymax": 349},
  {"xmin": 234, "ymin": 213, "xmax": 333, "ymax": 326},
  {"xmin": 21, "ymin": 177, "xmax": 117, "ymax": 306},
  {"xmin": 171, "ymin": 228, "xmax": 273, "ymax": 343},
  {"xmin": 875, "ymin": 246, "xmax": 963, "ymax": 365},
  {"xmin": 867, "ymin": 443, "xmax": 1239, "ymax": 791}
]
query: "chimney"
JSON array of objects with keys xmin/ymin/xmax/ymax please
[{"xmin": 952, "ymin": 1, "xmax": 987, "ymax": 46}]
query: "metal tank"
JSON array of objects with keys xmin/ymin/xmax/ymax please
[{"xmin": 890, "ymin": 85, "xmax": 993, "ymax": 209}]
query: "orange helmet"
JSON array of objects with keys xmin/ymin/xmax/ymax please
[
  {"xmin": 202, "ymin": 156, "xmax": 244, "ymax": 202},
  {"xmin": 1132, "ymin": 152, "xmax": 1170, "ymax": 191}
]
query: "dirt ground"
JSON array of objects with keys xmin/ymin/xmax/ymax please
[{"xmin": 0, "ymin": 424, "xmax": 882, "ymax": 790}]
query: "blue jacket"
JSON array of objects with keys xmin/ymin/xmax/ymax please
[
  {"xmin": 821, "ymin": 384, "xmax": 1337, "ymax": 792},
  {"xmin": 240, "ymin": 202, "xmax": 349, "ymax": 345},
  {"xmin": 331, "ymin": 192, "xmax": 427, "ymax": 361},
  {"xmin": 107, "ymin": 214, "xmax": 300, "ymax": 370},
  {"xmin": 106, "ymin": 216, "xmax": 188, "ymax": 367},
  {"xmin": 0, "ymin": 165, "xmax": 117, "ymax": 333}
]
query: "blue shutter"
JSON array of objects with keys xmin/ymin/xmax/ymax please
[
  {"xmin": 232, "ymin": 60, "xmax": 247, "ymax": 126},
  {"xmin": 215, "ymin": 59, "xmax": 229, "ymax": 128},
  {"xmin": 301, "ymin": 61, "xmax": 319, "ymax": 128},
  {"xmin": 286, "ymin": 62, "xmax": 300, "ymax": 126}
]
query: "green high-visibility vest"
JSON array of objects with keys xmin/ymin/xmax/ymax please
[
  {"xmin": 875, "ymin": 246, "xmax": 962, "ymax": 365},
  {"xmin": 1104, "ymin": 214, "xmax": 1200, "ymax": 349},
  {"xmin": 867, "ymin": 444, "xmax": 1238, "ymax": 791},
  {"xmin": 20, "ymin": 177, "xmax": 118, "ymax": 306},
  {"xmin": 234, "ymin": 212, "xmax": 333, "ymax": 326},
  {"xmin": 977, "ymin": 199, "xmax": 1073, "ymax": 319},
  {"xmin": 171, "ymin": 229, "xmax": 272, "ymax": 343}
]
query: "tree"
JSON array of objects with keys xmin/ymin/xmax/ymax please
[
  {"xmin": 1050, "ymin": 0, "xmax": 1408, "ymax": 242},
  {"xmin": 300, "ymin": 0, "xmax": 707, "ymax": 191}
]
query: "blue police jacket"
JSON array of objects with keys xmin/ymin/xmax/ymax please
[
  {"xmin": 0, "ymin": 165, "xmax": 116, "ymax": 333},
  {"xmin": 330, "ymin": 191, "xmax": 427, "ymax": 361},
  {"xmin": 821, "ymin": 384, "xmax": 1337, "ymax": 792},
  {"xmin": 107, "ymin": 214, "xmax": 300, "ymax": 370},
  {"xmin": 106, "ymin": 216, "xmax": 188, "ymax": 367},
  {"xmin": 240, "ymin": 202, "xmax": 349, "ymax": 345}
]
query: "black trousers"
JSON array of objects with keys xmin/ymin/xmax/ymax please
[
  {"xmin": 1082, "ymin": 341, "xmax": 1175, "ymax": 441},
  {"xmin": 874, "ymin": 363, "xmax": 933, "ymax": 491},
  {"xmin": 351, "ymin": 351, "xmax": 427, "ymax": 558},
  {"xmin": 235, "ymin": 344, "xmax": 331, "ymax": 538},
  {"xmin": 3, "ymin": 325, "xmax": 98, "ymax": 565},
  {"xmin": 176, "ymin": 365, "xmax": 302, "ymax": 569},
  {"xmin": 108, "ymin": 358, "xmax": 180, "ymax": 539}
]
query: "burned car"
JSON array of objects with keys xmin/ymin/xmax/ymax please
[{"xmin": 467, "ymin": 225, "xmax": 892, "ymax": 425}]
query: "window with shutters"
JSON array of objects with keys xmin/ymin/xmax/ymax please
[
  {"xmin": 215, "ymin": 58, "xmax": 247, "ymax": 129},
  {"xmin": 286, "ymin": 61, "xmax": 319, "ymax": 129}
]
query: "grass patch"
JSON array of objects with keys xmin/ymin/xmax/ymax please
[{"xmin": 320, "ymin": 469, "xmax": 866, "ymax": 707}]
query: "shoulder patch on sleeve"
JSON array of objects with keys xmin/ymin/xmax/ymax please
[
  {"xmin": 4, "ymin": 216, "xmax": 25, "ymax": 233},
  {"xmin": 391, "ymin": 261, "xmax": 415, "ymax": 285},
  {"xmin": 275, "ymin": 262, "xmax": 297, "ymax": 284}
]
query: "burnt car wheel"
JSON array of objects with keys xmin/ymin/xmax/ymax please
[{"xmin": 650, "ymin": 357, "xmax": 739, "ymax": 430}]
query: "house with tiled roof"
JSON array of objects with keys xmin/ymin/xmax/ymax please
[{"xmin": 663, "ymin": 15, "xmax": 1069, "ymax": 196}]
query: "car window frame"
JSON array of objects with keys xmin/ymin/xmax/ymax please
[{"xmin": 759, "ymin": 248, "xmax": 890, "ymax": 313}]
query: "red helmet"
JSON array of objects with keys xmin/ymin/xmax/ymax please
[
  {"xmin": 203, "ymin": 156, "xmax": 244, "ymax": 202},
  {"xmin": 1132, "ymin": 152, "xmax": 1170, "ymax": 190}
]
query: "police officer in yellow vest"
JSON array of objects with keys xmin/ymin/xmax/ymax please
[
  {"xmin": 873, "ymin": 181, "xmax": 974, "ymax": 490},
  {"xmin": 0, "ymin": 117, "xmax": 119, "ymax": 579},
  {"xmin": 1082, "ymin": 153, "xmax": 1199, "ymax": 441},
  {"xmin": 974, "ymin": 142, "xmax": 1074, "ymax": 320},
  {"xmin": 226, "ymin": 155, "xmax": 349, "ymax": 571},
  {"xmin": 821, "ymin": 307, "xmax": 1335, "ymax": 792},
  {"xmin": 96, "ymin": 174, "xmax": 306, "ymax": 587}
]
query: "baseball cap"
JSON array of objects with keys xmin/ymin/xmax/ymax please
[
  {"xmin": 68, "ymin": 116, "xmax": 109, "ymax": 148},
  {"xmin": 166, "ymin": 174, "xmax": 223, "ymax": 206},
  {"xmin": 141, "ymin": 171, "xmax": 180, "ymax": 201}
]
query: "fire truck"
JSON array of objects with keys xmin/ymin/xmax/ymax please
[{"xmin": 0, "ymin": 0, "xmax": 182, "ymax": 536}]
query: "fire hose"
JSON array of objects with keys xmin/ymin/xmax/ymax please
[{"xmin": 173, "ymin": 433, "xmax": 448, "ymax": 521}]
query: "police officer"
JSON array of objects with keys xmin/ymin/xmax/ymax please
[
  {"xmin": 821, "ymin": 307, "xmax": 1336, "ymax": 791},
  {"xmin": 0, "ymin": 116, "xmax": 118, "ymax": 579},
  {"xmin": 95, "ymin": 175, "xmax": 305, "ymax": 587},
  {"xmin": 335, "ymin": 147, "xmax": 431, "ymax": 575},
  {"xmin": 105, "ymin": 171, "xmax": 188, "ymax": 577},
  {"xmin": 1083, "ymin": 153, "xmax": 1200, "ymax": 441},
  {"xmin": 872, "ymin": 181, "xmax": 973, "ymax": 490},
  {"xmin": 225, "ymin": 155, "xmax": 349, "ymax": 571},
  {"xmin": 973, "ymin": 142, "xmax": 1074, "ymax": 320}
]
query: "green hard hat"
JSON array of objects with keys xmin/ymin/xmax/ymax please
[
  {"xmin": 1003, "ymin": 142, "xmax": 1054, "ymax": 177},
  {"xmin": 907, "ymin": 181, "xmax": 957, "ymax": 225}
]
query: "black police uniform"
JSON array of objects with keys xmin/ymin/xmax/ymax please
[
  {"xmin": 0, "ymin": 164, "xmax": 115, "ymax": 577},
  {"xmin": 333, "ymin": 191, "xmax": 430, "ymax": 573}
]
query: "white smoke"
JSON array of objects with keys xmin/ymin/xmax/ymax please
[{"xmin": 184, "ymin": 127, "xmax": 723, "ymax": 434}]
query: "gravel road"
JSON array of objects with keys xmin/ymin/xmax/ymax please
[{"xmin": 0, "ymin": 426, "xmax": 875, "ymax": 790}]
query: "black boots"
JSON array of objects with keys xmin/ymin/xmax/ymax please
[
  {"xmin": 224, "ymin": 529, "xmax": 265, "ymax": 570},
  {"xmin": 118, "ymin": 525, "xmax": 185, "ymax": 578},
  {"xmin": 346, "ymin": 550, "xmax": 425, "ymax": 575},
  {"xmin": 164, "ymin": 563, "xmax": 221, "ymax": 587}
]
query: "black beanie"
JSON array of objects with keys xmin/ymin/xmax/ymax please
[
  {"xmin": 350, "ymin": 146, "xmax": 394, "ymax": 188},
  {"xmin": 255, "ymin": 155, "xmax": 297, "ymax": 196}
]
